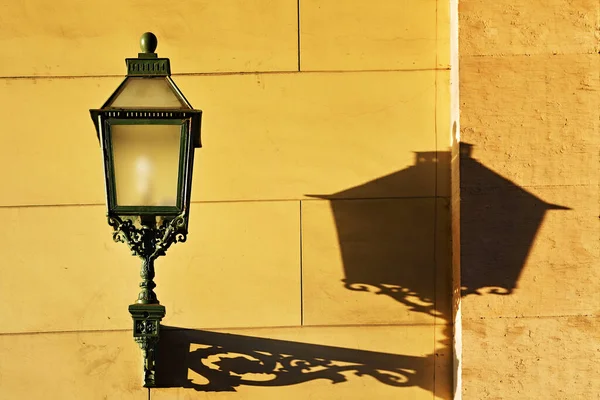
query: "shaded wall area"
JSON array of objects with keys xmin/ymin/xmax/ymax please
[
  {"xmin": 460, "ymin": 143, "xmax": 569, "ymax": 296},
  {"xmin": 460, "ymin": 0, "xmax": 600, "ymax": 397},
  {"xmin": 157, "ymin": 327, "xmax": 436, "ymax": 393},
  {"xmin": 154, "ymin": 144, "xmax": 567, "ymax": 399},
  {"xmin": 156, "ymin": 150, "xmax": 455, "ymax": 399}
]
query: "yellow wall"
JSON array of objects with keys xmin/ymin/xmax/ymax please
[
  {"xmin": 0, "ymin": 1, "xmax": 453, "ymax": 399},
  {"xmin": 460, "ymin": 0, "xmax": 599, "ymax": 398}
]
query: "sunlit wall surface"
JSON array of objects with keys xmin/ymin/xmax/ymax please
[
  {"xmin": 460, "ymin": 0, "xmax": 600, "ymax": 398},
  {"xmin": 0, "ymin": 1, "xmax": 454, "ymax": 398}
]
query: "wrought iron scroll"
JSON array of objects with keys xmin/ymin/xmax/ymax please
[{"xmin": 108, "ymin": 213, "xmax": 187, "ymax": 261}]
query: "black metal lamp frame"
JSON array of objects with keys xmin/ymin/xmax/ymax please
[{"xmin": 89, "ymin": 32, "xmax": 202, "ymax": 387}]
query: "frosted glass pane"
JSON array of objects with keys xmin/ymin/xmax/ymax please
[
  {"xmin": 111, "ymin": 124, "xmax": 182, "ymax": 207},
  {"xmin": 107, "ymin": 77, "xmax": 187, "ymax": 108}
]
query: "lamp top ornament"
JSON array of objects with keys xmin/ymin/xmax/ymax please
[
  {"xmin": 124, "ymin": 32, "xmax": 172, "ymax": 75},
  {"xmin": 140, "ymin": 32, "xmax": 158, "ymax": 54}
]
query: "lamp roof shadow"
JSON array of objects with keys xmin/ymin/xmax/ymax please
[
  {"xmin": 307, "ymin": 151, "xmax": 453, "ymax": 321},
  {"xmin": 459, "ymin": 142, "xmax": 569, "ymax": 295},
  {"xmin": 308, "ymin": 151, "xmax": 444, "ymax": 200},
  {"xmin": 306, "ymin": 144, "xmax": 570, "ymax": 319}
]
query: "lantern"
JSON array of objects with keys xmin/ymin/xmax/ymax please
[{"xmin": 89, "ymin": 32, "xmax": 202, "ymax": 387}]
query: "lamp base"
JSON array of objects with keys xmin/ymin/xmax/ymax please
[{"xmin": 129, "ymin": 303, "xmax": 166, "ymax": 387}]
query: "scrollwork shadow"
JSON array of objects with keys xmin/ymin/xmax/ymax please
[{"xmin": 156, "ymin": 327, "xmax": 434, "ymax": 393}]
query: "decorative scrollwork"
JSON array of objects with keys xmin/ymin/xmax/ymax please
[
  {"xmin": 108, "ymin": 213, "xmax": 188, "ymax": 305},
  {"xmin": 108, "ymin": 213, "xmax": 187, "ymax": 261},
  {"xmin": 135, "ymin": 320, "xmax": 157, "ymax": 335},
  {"xmin": 153, "ymin": 214, "xmax": 187, "ymax": 258}
]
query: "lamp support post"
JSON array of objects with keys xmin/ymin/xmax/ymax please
[
  {"xmin": 138, "ymin": 255, "xmax": 158, "ymax": 304},
  {"xmin": 108, "ymin": 214, "xmax": 187, "ymax": 387}
]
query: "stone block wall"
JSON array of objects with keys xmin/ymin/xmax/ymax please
[
  {"xmin": 459, "ymin": 1, "xmax": 600, "ymax": 398},
  {"xmin": 0, "ymin": 1, "xmax": 454, "ymax": 399}
]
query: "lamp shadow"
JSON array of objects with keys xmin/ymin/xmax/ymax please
[
  {"xmin": 156, "ymin": 326, "xmax": 436, "ymax": 392},
  {"xmin": 459, "ymin": 143, "xmax": 570, "ymax": 296},
  {"xmin": 156, "ymin": 143, "xmax": 569, "ymax": 396},
  {"xmin": 315, "ymin": 144, "xmax": 569, "ymax": 311},
  {"xmin": 309, "ymin": 150, "xmax": 449, "ymax": 321}
]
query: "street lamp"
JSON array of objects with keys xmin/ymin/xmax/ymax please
[{"xmin": 89, "ymin": 32, "xmax": 202, "ymax": 387}]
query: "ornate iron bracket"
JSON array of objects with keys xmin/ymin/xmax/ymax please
[{"xmin": 108, "ymin": 213, "xmax": 187, "ymax": 387}]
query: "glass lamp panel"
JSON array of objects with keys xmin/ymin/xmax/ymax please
[
  {"xmin": 107, "ymin": 77, "xmax": 188, "ymax": 109},
  {"xmin": 111, "ymin": 124, "xmax": 183, "ymax": 208}
]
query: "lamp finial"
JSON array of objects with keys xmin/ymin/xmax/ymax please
[{"xmin": 140, "ymin": 32, "xmax": 158, "ymax": 54}]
